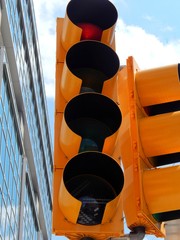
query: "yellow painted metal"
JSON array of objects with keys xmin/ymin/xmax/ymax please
[
  {"xmin": 60, "ymin": 37, "xmax": 120, "ymax": 102},
  {"xmin": 53, "ymin": 10, "xmax": 124, "ymax": 239},
  {"xmin": 103, "ymin": 131, "xmax": 120, "ymax": 157},
  {"xmin": 143, "ymin": 166, "xmax": 180, "ymax": 214},
  {"xmin": 57, "ymin": 7, "xmax": 120, "ymax": 103},
  {"xmin": 56, "ymin": 17, "xmax": 81, "ymax": 103},
  {"xmin": 139, "ymin": 111, "xmax": 180, "ymax": 157},
  {"xmin": 53, "ymin": 167, "xmax": 124, "ymax": 239},
  {"xmin": 56, "ymin": 63, "xmax": 66, "ymax": 113},
  {"xmin": 59, "ymin": 117, "xmax": 121, "ymax": 159},
  {"xmin": 118, "ymin": 56, "xmax": 165, "ymax": 237},
  {"xmin": 135, "ymin": 64, "xmax": 180, "ymax": 106},
  {"xmin": 101, "ymin": 25, "xmax": 116, "ymax": 48},
  {"xmin": 54, "ymin": 113, "xmax": 69, "ymax": 168},
  {"xmin": 60, "ymin": 56, "xmax": 119, "ymax": 102},
  {"xmin": 61, "ymin": 12, "xmax": 82, "ymax": 51},
  {"xmin": 60, "ymin": 114, "xmax": 121, "ymax": 159},
  {"xmin": 102, "ymin": 195, "xmax": 122, "ymax": 224},
  {"xmin": 58, "ymin": 158, "xmax": 123, "ymax": 225},
  {"xmin": 60, "ymin": 114, "xmax": 81, "ymax": 159},
  {"xmin": 59, "ymin": 177, "xmax": 81, "ymax": 224},
  {"xmin": 56, "ymin": 18, "xmax": 66, "ymax": 64},
  {"xmin": 102, "ymin": 73, "xmax": 119, "ymax": 101},
  {"xmin": 60, "ymin": 62, "xmax": 82, "ymax": 102},
  {"xmin": 119, "ymin": 56, "xmax": 180, "ymax": 237}
]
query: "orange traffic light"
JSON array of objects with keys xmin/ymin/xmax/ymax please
[
  {"xmin": 52, "ymin": 1, "xmax": 124, "ymax": 239},
  {"xmin": 118, "ymin": 56, "xmax": 180, "ymax": 237}
]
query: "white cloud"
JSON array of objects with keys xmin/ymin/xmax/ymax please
[
  {"xmin": 33, "ymin": 0, "xmax": 70, "ymax": 98},
  {"xmin": 116, "ymin": 19, "xmax": 180, "ymax": 69},
  {"xmin": 34, "ymin": 1, "xmax": 180, "ymax": 99},
  {"xmin": 45, "ymin": 82, "xmax": 55, "ymax": 98}
]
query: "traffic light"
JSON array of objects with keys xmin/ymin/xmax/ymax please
[
  {"xmin": 118, "ymin": 56, "xmax": 180, "ymax": 237},
  {"xmin": 52, "ymin": 1, "xmax": 124, "ymax": 239}
]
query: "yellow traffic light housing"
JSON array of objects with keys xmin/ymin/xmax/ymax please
[
  {"xmin": 53, "ymin": 1, "xmax": 124, "ymax": 239},
  {"xmin": 118, "ymin": 56, "xmax": 180, "ymax": 237}
]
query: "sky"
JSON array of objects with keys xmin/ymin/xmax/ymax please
[{"xmin": 33, "ymin": 1, "xmax": 180, "ymax": 239}]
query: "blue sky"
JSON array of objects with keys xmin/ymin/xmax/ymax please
[{"xmin": 33, "ymin": 1, "xmax": 180, "ymax": 239}]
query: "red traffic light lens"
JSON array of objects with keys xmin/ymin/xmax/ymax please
[{"xmin": 77, "ymin": 23, "xmax": 102, "ymax": 41}]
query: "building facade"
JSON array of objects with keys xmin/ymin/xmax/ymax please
[{"xmin": 0, "ymin": 0, "xmax": 53, "ymax": 239}]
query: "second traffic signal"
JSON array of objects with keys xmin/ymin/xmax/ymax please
[{"xmin": 118, "ymin": 56, "xmax": 180, "ymax": 237}]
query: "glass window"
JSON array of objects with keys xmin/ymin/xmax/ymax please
[
  {"xmin": 0, "ymin": 71, "xmax": 22, "ymax": 240},
  {"xmin": 4, "ymin": 0, "xmax": 53, "ymax": 237},
  {"xmin": 22, "ymin": 179, "xmax": 38, "ymax": 240}
]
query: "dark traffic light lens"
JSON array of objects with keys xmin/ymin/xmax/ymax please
[
  {"xmin": 65, "ymin": 93, "xmax": 122, "ymax": 152},
  {"xmin": 67, "ymin": 0, "xmax": 118, "ymax": 32},
  {"xmin": 63, "ymin": 152, "xmax": 124, "ymax": 225},
  {"xmin": 66, "ymin": 41, "xmax": 119, "ymax": 94}
]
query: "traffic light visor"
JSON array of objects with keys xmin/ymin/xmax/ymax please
[
  {"xmin": 61, "ymin": 0, "xmax": 118, "ymax": 51},
  {"xmin": 61, "ymin": 41, "xmax": 120, "ymax": 101},
  {"xmin": 67, "ymin": 0, "xmax": 118, "ymax": 32},
  {"xmin": 59, "ymin": 151, "xmax": 124, "ymax": 225},
  {"xmin": 61, "ymin": 93, "xmax": 122, "ymax": 155}
]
